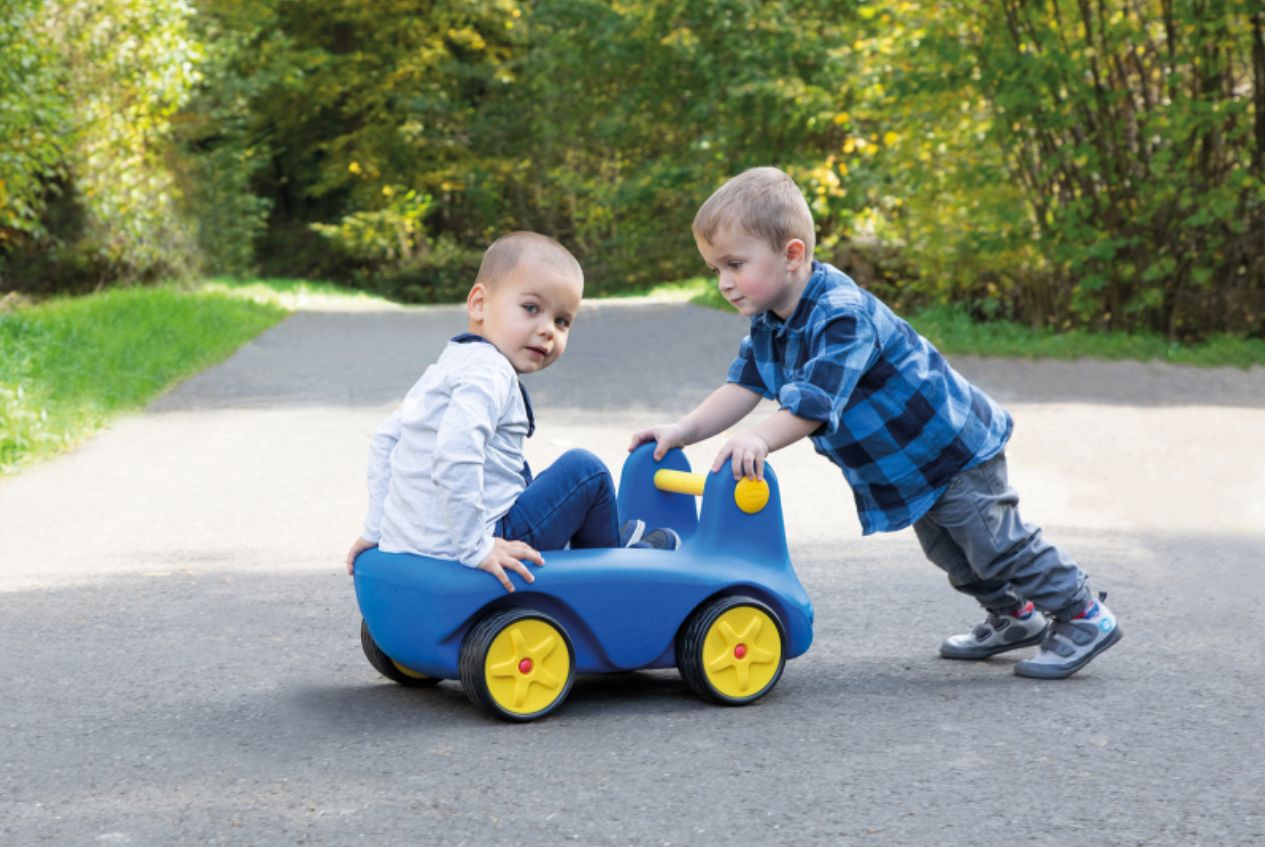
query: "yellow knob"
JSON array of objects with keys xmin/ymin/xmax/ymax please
[{"xmin": 733, "ymin": 478, "xmax": 770, "ymax": 514}]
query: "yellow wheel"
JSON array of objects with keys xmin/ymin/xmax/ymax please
[
  {"xmin": 360, "ymin": 619, "xmax": 441, "ymax": 688},
  {"xmin": 460, "ymin": 609, "xmax": 575, "ymax": 722},
  {"xmin": 678, "ymin": 596, "xmax": 786, "ymax": 705}
]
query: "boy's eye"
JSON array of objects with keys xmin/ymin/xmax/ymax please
[
  {"xmin": 555, "ymin": 317, "xmax": 571, "ymax": 329},
  {"xmin": 522, "ymin": 303, "xmax": 539, "ymax": 314},
  {"xmin": 728, "ymin": 261, "xmax": 744, "ymax": 270}
]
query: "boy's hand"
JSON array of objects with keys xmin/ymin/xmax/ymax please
[
  {"xmin": 628, "ymin": 423, "xmax": 687, "ymax": 460},
  {"xmin": 478, "ymin": 538, "xmax": 545, "ymax": 593},
  {"xmin": 346, "ymin": 536, "xmax": 377, "ymax": 575},
  {"xmin": 712, "ymin": 431, "xmax": 770, "ymax": 481}
]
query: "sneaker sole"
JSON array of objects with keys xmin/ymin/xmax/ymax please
[
  {"xmin": 939, "ymin": 625, "xmax": 1049, "ymax": 660},
  {"xmin": 1013, "ymin": 625, "xmax": 1123, "ymax": 680}
]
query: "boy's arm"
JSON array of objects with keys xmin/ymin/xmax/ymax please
[
  {"xmin": 348, "ymin": 409, "xmax": 402, "ymax": 575},
  {"xmin": 629, "ymin": 382, "xmax": 762, "ymax": 460},
  {"xmin": 711, "ymin": 408, "xmax": 820, "ymax": 480},
  {"xmin": 719, "ymin": 312, "xmax": 878, "ymax": 480},
  {"xmin": 431, "ymin": 375, "xmax": 502, "ymax": 569},
  {"xmin": 430, "ymin": 375, "xmax": 545, "ymax": 591},
  {"xmin": 362, "ymin": 409, "xmax": 402, "ymax": 543}
]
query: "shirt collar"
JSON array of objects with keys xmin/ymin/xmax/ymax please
[
  {"xmin": 450, "ymin": 333, "xmax": 534, "ymax": 437},
  {"xmin": 750, "ymin": 260, "xmax": 827, "ymax": 336}
]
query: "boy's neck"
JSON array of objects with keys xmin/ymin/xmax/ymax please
[{"xmin": 769, "ymin": 261, "xmax": 815, "ymax": 321}]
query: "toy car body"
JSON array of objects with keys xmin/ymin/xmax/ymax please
[{"xmin": 354, "ymin": 444, "xmax": 814, "ymax": 720}]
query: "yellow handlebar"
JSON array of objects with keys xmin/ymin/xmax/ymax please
[
  {"xmin": 653, "ymin": 469, "xmax": 706, "ymax": 496},
  {"xmin": 653, "ymin": 468, "xmax": 771, "ymax": 514}
]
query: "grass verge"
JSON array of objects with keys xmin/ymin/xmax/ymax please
[
  {"xmin": 650, "ymin": 277, "xmax": 1265, "ymax": 369},
  {"xmin": 1, "ymin": 284, "xmax": 289, "ymax": 474}
]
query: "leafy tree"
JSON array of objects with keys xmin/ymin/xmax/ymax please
[
  {"xmin": 51, "ymin": 0, "xmax": 203, "ymax": 282},
  {"xmin": 841, "ymin": 0, "xmax": 1265, "ymax": 337},
  {"xmin": 477, "ymin": 0, "xmax": 856, "ymax": 291},
  {"xmin": 4, "ymin": 0, "xmax": 204, "ymax": 291},
  {"xmin": 4, "ymin": 0, "xmax": 1262, "ymax": 339},
  {"xmin": 0, "ymin": 0, "xmax": 67, "ymax": 249}
]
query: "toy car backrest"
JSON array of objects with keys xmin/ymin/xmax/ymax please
[{"xmin": 617, "ymin": 443, "xmax": 789, "ymax": 564}]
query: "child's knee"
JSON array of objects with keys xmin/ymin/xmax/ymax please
[{"xmin": 556, "ymin": 448, "xmax": 610, "ymax": 481}]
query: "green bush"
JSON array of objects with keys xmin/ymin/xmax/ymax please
[
  {"xmin": 832, "ymin": 0, "xmax": 1265, "ymax": 339},
  {"xmin": 4, "ymin": 1, "xmax": 1263, "ymax": 341}
]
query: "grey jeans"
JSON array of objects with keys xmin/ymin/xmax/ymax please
[{"xmin": 913, "ymin": 452, "xmax": 1091, "ymax": 621}]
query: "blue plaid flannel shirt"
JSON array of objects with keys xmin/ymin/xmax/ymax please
[{"xmin": 728, "ymin": 261, "xmax": 1012, "ymax": 534}]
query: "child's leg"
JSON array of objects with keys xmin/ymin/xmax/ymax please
[
  {"xmin": 917, "ymin": 453, "xmax": 1092, "ymax": 621},
  {"xmin": 913, "ymin": 518, "xmax": 1026, "ymax": 614},
  {"xmin": 497, "ymin": 449, "xmax": 620, "ymax": 550}
]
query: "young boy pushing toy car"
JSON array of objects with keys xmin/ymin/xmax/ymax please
[
  {"xmin": 347, "ymin": 232, "xmax": 677, "ymax": 593},
  {"xmin": 630, "ymin": 167, "xmax": 1122, "ymax": 679}
]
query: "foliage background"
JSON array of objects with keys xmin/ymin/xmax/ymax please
[{"xmin": 2, "ymin": 0, "xmax": 1263, "ymax": 339}]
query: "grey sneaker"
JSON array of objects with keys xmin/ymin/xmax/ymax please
[
  {"xmin": 632, "ymin": 527, "xmax": 681, "ymax": 551},
  {"xmin": 940, "ymin": 601, "xmax": 1049, "ymax": 660},
  {"xmin": 619, "ymin": 519, "xmax": 647, "ymax": 547},
  {"xmin": 1015, "ymin": 593, "xmax": 1122, "ymax": 679}
]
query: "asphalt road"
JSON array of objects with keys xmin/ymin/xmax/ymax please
[{"xmin": 3, "ymin": 299, "xmax": 1264, "ymax": 846}]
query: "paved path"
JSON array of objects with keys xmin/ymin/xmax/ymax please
[{"xmin": 3, "ymin": 300, "xmax": 1264, "ymax": 845}]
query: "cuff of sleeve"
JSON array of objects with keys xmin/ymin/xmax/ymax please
[
  {"xmin": 459, "ymin": 534, "xmax": 496, "ymax": 569},
  {"xmin": 362, "ymin": 525, "xmax": 381, "ymax": 544},
  {"xmin": 725, "ymin": 377, "xmax": 773, "ymax": 400},
  {"xmin": 777, "ymin": 381, "xmax": 836, "ymax": 425},
  {"xmin": 726, "ymin": 362, "xmax": 772, "ymax": 399}
]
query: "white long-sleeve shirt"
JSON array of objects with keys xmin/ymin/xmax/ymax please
[{"xmin": 362, "ymin": 338, "xmax": 531, "ymax": 567}]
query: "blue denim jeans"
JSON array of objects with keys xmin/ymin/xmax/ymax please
[
  {"xmin": 913, "ymin": 452, "xmax": 1092, "ymax": 621},
  {"xmin": 495, "ymin": 448, "xmax": 620, "ymax": 550}
]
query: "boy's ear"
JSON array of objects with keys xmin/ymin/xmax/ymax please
[
  {"xmin": 466, "ymin": 282, "xmax": 487, "ymax": 322},
  {"xmin": 784, "ymin": 239, "xmax": 808, "ymax": 270}
]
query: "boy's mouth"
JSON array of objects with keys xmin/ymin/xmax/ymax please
[{"xmin": 526, "ymin": 346, "xmax": 549, "ymax": 360}]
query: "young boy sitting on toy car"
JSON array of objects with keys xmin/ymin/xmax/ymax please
[
  {"xmin": 629, "ymin": 168, "xmax": 1122, "ymax": 680},
  {"xmin": 347, "ymin": 232, "xmax": 677, "ymax": 592}
]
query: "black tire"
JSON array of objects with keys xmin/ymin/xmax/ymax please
[
  {"xmin": 360, "ymin": 618, "xmax": 441, "ymax": 687},
  {"xmin": 459, "ymin": 608, "xmax": 575, "ymax": 722},
  {"xmin": 677, "ymin": 595, "xmax": 787, "ymax": 705}
]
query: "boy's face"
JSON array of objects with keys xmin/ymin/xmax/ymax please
[
  {"xmin": 695, "ymin": 226, "xmax": 807, "ymax": 319},
  {"xmin": 467, "ymin": 260, "xmax": 583, "ymax": 374}
]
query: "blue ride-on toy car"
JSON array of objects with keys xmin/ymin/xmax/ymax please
[{"xmin": 353, "ymin": 443, "xmax": 814, "ymax": 721}]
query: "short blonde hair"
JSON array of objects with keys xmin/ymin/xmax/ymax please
[
  {"xmin": 692, "ymin": 167, "xmax": 815, "ymax": 259},
  {"xmin": 475, "ymin": 231, "xmax": 583, "ymax": 288}
]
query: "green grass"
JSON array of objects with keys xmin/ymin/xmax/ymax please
[
  {"xmin": 648, "ymin": 277, "xmax": 1265, "ymax": 369},
  {"xmin": 1, "ymin": 284, "xmax": 289, "ymax": 474}
]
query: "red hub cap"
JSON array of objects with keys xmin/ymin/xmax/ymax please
[
  {"xmin": 734, "ymin": 643, "xmax": 748, "ymax": 659},
  {"xmin": 518, "ymin": 658, "xmax": 533, "ymax": 674}
]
